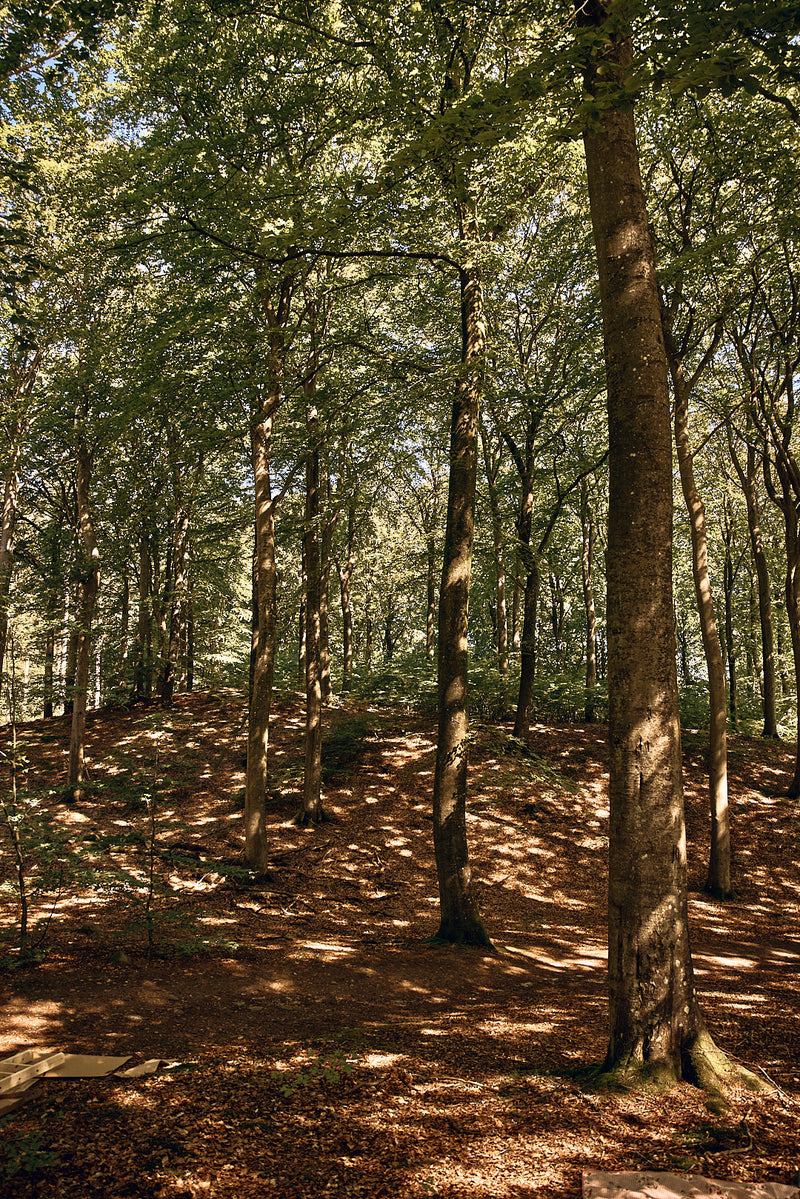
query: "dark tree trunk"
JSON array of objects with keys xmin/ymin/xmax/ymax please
[
  {"xmin": 0, "ymin": 459, "xmax": 19, "ymax": 688},
  {"xmin": 480, "ymin": 420, "xmax": 509, "ymax": 680},
  {"xmin": 297, "ymin": 408, "xmax": 326, "ymax": 826},
  {"xmin": 731, "ymin": 441, "xmax": 777, "ymax": 737},
  {"xmin": 432, "ymin": 257, "xmax": 491, "ymax": 948},
  {"xmin": 580, "ymin": 479, "xmax": 598, "ymax": 723},
  {"xmin": 426, "ymin": 533, "xmax": 436, "ymax": 664},
  {"xmin": 134, "ymin": 520, "xmax": 152, "ymax": 702},
  {"xmin": 337, "ymin": 503, "xmax": 356, "ymax": 692},
  {"xmin": 67, "ymin": 415, "xmax": 100, "ymax": 799}
]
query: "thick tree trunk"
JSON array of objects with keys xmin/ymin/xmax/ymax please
[
  {"xmin": 580, "ymin": 479, "xmax": 598, "ymax": 723},
  {"xmin": 670, "ymin": 351, "xmax": 731, "ymax": 898},
  {"xmin": 432, "ymin": 258, "xmax": 491, "ymax": 948},
  {"xmin": 579, "ymin": 10, "xmax": 757, "ymax": 1092},
  {"xmin": 67, "ymin": 419, "xmax": 100, "ymax": 799}
]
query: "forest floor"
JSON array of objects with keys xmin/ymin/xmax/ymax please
[{"xmin": 1, "ymin": 688, "xmax": 799, "ymax": 1198}]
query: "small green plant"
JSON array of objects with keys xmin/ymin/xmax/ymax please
[
  {"xmin": 271, "ymin": 1032, "xmax": 363, "ymax": 1097},
  {"xmin": 0, "ymin": 1117, "xmax": 58, "ymax": 1179}
]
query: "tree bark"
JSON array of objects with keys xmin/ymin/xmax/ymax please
[
  {"xmin": 296, "ymin": 406, "xmax": 326, "ymax": 826},
  {"xmin": 0, "ymin": 455, "xmax": 19, "ymax": 688},
  {"xmin": 579, "ymin": 7, "xmax": 754, "ymax": 1091},
  {"xmin": 480, "ymin": 420, "xmax": 509, "ymax": 680},
  {"xmin": 337, "ymin": 503, "xmax": 356, "ymax": 692},
  {"xmin": 669, "ymin": 342, "xmax": 731, "ymax": 898},
  {"xmin": 67, "ymin": 415, "xmax": 100, "ymax": 800},
  {"xmin": 580, "ymin": 478, "xmax": 598, "ymax": 722},
  {"xmin": 432, "ymin": 257, "xmax": 491, "ymax": 948},
  {"xmin": 246, "ymin": 399, "xmax": 278, "ymax": 872},
  {"xmin": 245, "ymin": 273, "xmax": 293, "ymax": 872},
  {"xmin": 731, "ymin": 440, "xmax": 778, "ymax": 737}
]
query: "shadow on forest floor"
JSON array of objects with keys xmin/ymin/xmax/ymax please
[{"xmin": 0, "ymin": 690, "xmax": 798, "ymax": 1198}]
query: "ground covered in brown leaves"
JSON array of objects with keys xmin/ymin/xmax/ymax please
[{"xmin": 1, "ymin": 689, "xmax": 799, "ymax": 1198}]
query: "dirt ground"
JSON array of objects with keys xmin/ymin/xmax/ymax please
[{"xmin": 1, "ymin": 688, "xmax": 799, "ymax": 1198}]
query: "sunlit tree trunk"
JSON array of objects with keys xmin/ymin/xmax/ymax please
[
  {"xmin": 432, "ymin": 253, "xmax": 491, "ymax": 947},
  {"xmin": 579, "ymin": 4, "xmax": 755, "ymax": 1090},
  {"xmin": 668, "ymin": 336, "xmax": 731, "ymax": 897}
]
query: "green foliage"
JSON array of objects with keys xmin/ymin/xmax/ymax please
[
  {"xmin": 0, "ymin": 1114, "xmax": 57, "ymax": 1179},
  {"xmin": 270, "ymin": 1031, "xmax": 363, "ymax": 1098},
  {"xmin": 523, "ymin": 674, "xmax": 609, "ymax": 725}
]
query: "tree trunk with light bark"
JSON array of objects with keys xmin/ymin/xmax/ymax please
[
  {"xmin": 579, "ymin": 3, "xmax": 761, "ymax": 1092},
  {"xmin": 432, "ymin": 256, "xmax": 491, "ymax": 948}
]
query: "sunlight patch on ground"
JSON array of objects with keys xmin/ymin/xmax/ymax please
[{"xmin": 294, "ymin": 940, "xmax": 356, "ymax": 957}]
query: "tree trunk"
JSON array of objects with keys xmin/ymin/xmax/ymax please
[
  {"xmin": 432, "ymin": 257, "xmax": 491, "ymax": 948},
  {"xmin": 337, "ymin": 503, "xmax": 356, "ymax": 692},
  {"xmin": 246, "ymin": 402, "xmax": 278, "ymax": 872},
  {"xmin": 670, "ymin": 346, "xmax": 731, "ymax": 898},
  {"xmin": 721, "ymin": 514, "xmax": 739, "ymax": 730},
  {"xmin": 426, "ymin": 533, "xmax": 436, "ymax": 664},
  {"xmin": 732, "ymin": 442, "xmax": 778, "ymax": 737},
  {"xmin": 514, "ymin": 556, "xmax": 539, "ymax": 738},
  {"xmin": 296, "ymin": 407, "xmax": 326, "ymax": 826},
  {"xmin": 160, "ymin": 466, "xmax": 193, "ymax": 706},
  {"xmin": 134, "ymin": 519, "xmax": 152, "ymax": 702},
  {"xmin": 480, "ymin": 421, "xmax": 509, "ymax": 680},
  {"xmin": 0, "ymin": 458, "xmax": 19, "ymax": 687},
  {"xmin": 511, "ymin": 564, "xmax": 522, "ymax": 652},
  {"xmin": 580, "ymin": 478, "xmax": 598, "ymax": 722},
  {"xmin": 579, "ymin": 9, "xmax": 756, "ymax": 1092},
  {"xmin": 67, "ymin": 417, "xmax": 101, "ymax": 800}
]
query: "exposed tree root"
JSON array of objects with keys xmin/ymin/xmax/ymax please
[
  {"xmin": 291, "ymin": 806, "xmax": 334, "ymax": 827},
  {"xmin": 588, "ymin": 1028, "xmax": 769, "ymax": 1111}
]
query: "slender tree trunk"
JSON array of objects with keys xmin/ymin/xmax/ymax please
[
  {"xmin": 186, "ymin": 584, "xmax": 194, "ymax": 692},
  {"xmin": 337, "ymin": 504, "xmax": 356, "ymax": 692},
  {"xmin": 319, "ymin": 489, "xmax": 338, "ymax": 703},
  {"xmin": 514, "ymin": 552, "xmax": 539, "ymax": 737},
  {"xmin": 732, "ymin": 443, "xmax": 778, "ymax": 737},
  {"xmin": 426, "ymin": 533, "xmax": 436, "ymax": 664},
  {"xmin": 296, "ymin": 407, "xmax": 326, "ymax": 826},
  {"xmin": 298, "ymin": 544, "xmax": 307, "ymax": 687},
  {"xmin": 722, "ymin": 520, "xmax": 739, "ymax": 730},
  {"xmin": 580, "ymin": 479, "xmax": 598, "ymax": 723},
  {"xmin": 246, "ymin": 402, "xmax": 278, "ymax": 872},
  {"xmin": 670, "ymin": 346, "xmax": 731, "ymax": 897},
  {"xmin": 0, "ymin": 459, "xmax": 19, "ymax": 687},
  {"xmin": 67, "ymin": 416, "xmax": 100, "ymax": 799},
  {"xmin": 160, "ymin": 469, "xmax": 192, "ymax": 706},
  {"xmin": 480, "ymin": 422, "xmax": 509, "ymax": 679},
  {"xmin": 579, "ymin": 9, "xmax": 756, "ymax": 1091},
  {"xmin": 511, "ymin": 565, "xmax": 522, "ymax": 653},
  {"xmin": 134, "ymin": 520, "xmax": 151, "ymax": 702},
  {"xmin": 432, "ymin": 257, "xmax": 491, "ymax": 948}
]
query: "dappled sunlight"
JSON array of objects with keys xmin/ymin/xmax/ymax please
[{"xmin": 2, "ymin": 692, "xmax": 799, "ymax": 1196}]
